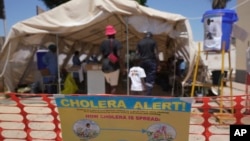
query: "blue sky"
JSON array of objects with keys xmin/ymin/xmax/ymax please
[{"xmin": 0, "ymin": 0, "xmax": 236, "ymax": 41}]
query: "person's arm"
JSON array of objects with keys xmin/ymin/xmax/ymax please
[
  {"xmin": 140, "ymin": 78, "xmax": 146, "ymax": 91},
  {"xmin": 98, "ymin": 40, "xmax": 105, "ymax": 63},
  {"xmin": 116, "ymin": 41, "xmax": 126, "ymax": 74},
  {"xmin": 140, "ymin": 68, "xmax": 147, "ymax": 91},
  {"xmin": 154, "ymin": 41, "xmax": 160, "ymax": 62}
]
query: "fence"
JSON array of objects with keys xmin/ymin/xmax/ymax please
[{"xmin": 0, "ymin": 93, "xmax": 249, "ymax": 141}]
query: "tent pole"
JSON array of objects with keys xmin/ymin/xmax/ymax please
[
  {"xmin": 56, "ymin": 34, "xmax": 61, "ymax": 93},
  {"xmin": 125, "ymin": 17, "xmax": 129, "ymax": 96},
  {"xmin": 2, "ymin": 19, "xmax": 7, "ymax": 37}
]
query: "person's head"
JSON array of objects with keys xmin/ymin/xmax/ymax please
[
  {"xmin": 178, "ymin": 56, "xmax": 184, "ymax": 62},
  {"xmin": 48, "ymin": 44, "xmax": 57, "ymax": 53},
  {"xmin": 86, "ymin": 123, "xmax": 90, "ymax": 128},
  {"xmin": 144, "ymin": 31, "xmax": 153, "ymax": 38},
  {"xmin": 74, "ymin": 51, "xmax": 80, "ymax": 56},
  {"xmin": 105, "ymin": 25, "xmax": 116, "ymax": 39}
]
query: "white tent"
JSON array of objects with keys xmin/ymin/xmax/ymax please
[{"xmin": 0, "ymin": 0, "xmax": 197, "ymax": 92}]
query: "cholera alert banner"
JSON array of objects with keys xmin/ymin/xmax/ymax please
[{"xmin": 55, "ymin": 95, "xmax": 192, "ymax": 141}]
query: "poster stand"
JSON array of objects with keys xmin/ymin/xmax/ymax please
[{"xmin": 190, "ymin": 42, "xmax": 234, "ymax": 123}]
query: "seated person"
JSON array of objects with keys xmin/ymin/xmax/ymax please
[{"xmin": 86, "ymin": 53, "xmax": 98, "ymax": 64}]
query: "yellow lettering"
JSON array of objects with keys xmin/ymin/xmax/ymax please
[
  {"xmin": 117, "ymin": 100, "xmax": 126, "ymax": 108},
  {"xmin": 61, "ymin": 99, "xmax": 69, "ymax": 107},
  {"xmin": 80, "ymin": 100, "xmax": 89, "ymax": 107},
  {"xmin": 162, "ymin": 102, "xmax": 171, "ymax": 110},
  {"xmin": 152, "ymin": 102, "xmax": 161, "ymax": 110},
  {"xmin": 182, "ymin": 103, "xmax": 186, "ymax": 111},
  {"xmin": 144, "ymin": 102, "xmax": 152, "ymax": 109},
  {"xmin": 172, "ymin": 102, "xmax": 182, "ymax": 110},
  {"xmin": 107, "ymin": 100, "xmax": 117, "ymax": 108},
  {"xmin": 90, "ymin": 101, "xmax": 98, "ymax": 108},
  {"xmin": 98, "ymin": 100, "xmax": 107, "ymax": 108},
  {"xmin": 70, "ymin": 99, "xmax": 80, "ymax": 107},
  {"xmin": 134, "ymin": 102, "xmax": 143, "ymax": 109}
]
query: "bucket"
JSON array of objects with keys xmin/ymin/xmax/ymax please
[
  {"xmin": 36, "ymin": 50, "xmax": 48, "ymax": 70},
  {"xmin": 202, "ymin": 9, "xmax": 238, "ymax": 51}
]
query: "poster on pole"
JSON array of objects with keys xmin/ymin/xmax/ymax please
[
  {"xmin": 55, "ymin": 95, "xmax": 192, "ymax": 141},
  {"xmin": 203, "ymin": 16, "xmax": 223, "ymax": 51},
  {"xmin": 202, "ymin": 9, "xmax": 238, "ymax": 51}
]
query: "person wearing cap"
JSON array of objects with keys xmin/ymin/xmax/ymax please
[
  {"xmin": 136, "ymin": 31, "xmax": 159, "ymax": 96},
  {"xmin": 99, "ymin": 25, "xmax": 123, "ymax": 94}
]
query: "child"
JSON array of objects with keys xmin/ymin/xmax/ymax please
[{"xmin": 128, "ymin": 59, "xmax": 146, "ymax": 95}]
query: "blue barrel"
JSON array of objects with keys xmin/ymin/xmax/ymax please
[
  {"xmin": 36, "ymin": 49, "xmax": 48, "ymax": 70},
  {"xmin": 202, "ymin": 9, "xmax": 238, "ymax": 51}
]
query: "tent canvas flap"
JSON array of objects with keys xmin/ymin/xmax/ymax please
[{"xmin": 0, "ymin": 0, "xmax": 195, "ymax": 92}]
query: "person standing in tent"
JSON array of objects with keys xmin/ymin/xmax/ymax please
[
  {"xmin": 72, "ymin": 50, "xmax": 85, "ymax": 87},
  {"xmin": 86, "ymin": 53, "xmax": 99, "ymax": 64},
  {"xmin": 42, "ymin": 44, "xmax": 58, "ymax": 93},
  {"xmin": 42, "ymin": 44, "xmax": 58, "ymax": 78},
  {"xmin": 99, "ymin": 25, "xmax": 123, "ymax": 94},
  {"xmin": 136, "ymin": 31, "xmax": 159, "ymax": 96},
  {"xmin": 72, "ymin": 51, "xmax": 83, "ymax": 66}
]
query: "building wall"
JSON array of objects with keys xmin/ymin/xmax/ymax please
[{"xmin": 235, "ymin": 0, "xmax": 250, "ymax": 83}]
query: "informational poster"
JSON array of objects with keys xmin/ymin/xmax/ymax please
[
  {"xmin": 203, "ymin": 15, "xmax": 223, "ymax": 51},
  {"xmin": 55, "ymin": 95, "xmax": 192, "ymax": 141}
]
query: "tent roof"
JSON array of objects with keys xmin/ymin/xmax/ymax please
[
  {"xmin": 3, "ymin": 0, "xmax": 188, "ymax": 50},
  {"xmin": 0, "ymin": 0, "xmax": 196, "ymax": 92}
]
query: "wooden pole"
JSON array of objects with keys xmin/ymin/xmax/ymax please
[
  {"xmin": 228, "ymin": 49, "xmax": 234, "ymax": 114},
  {"xmin": 191, "ymin": 42, "xmax": 201, "ymax": 97},
  {"xmin": 125, "ymin": 17, "xmax": 130, "ymax": 96},
  {"xmin": 219, "ymin": 42, "xmax": 226, "ymax": 114}
]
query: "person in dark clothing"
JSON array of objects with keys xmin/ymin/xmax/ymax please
[
  {"xmin": 86, "ymin": 53, "xmax": 98, "ymax": 64},
  {"xmin": 72, "ymin": 51, "xmax": 82, "ymax": 66},
  {"xmin": 43, "ymin": 44, "xmax": 58, "ymax": 77},
  {"xmin": 42, "ymin": 44, "xmax": 58, "ymax": 93},
  {"xmin": 72, "ymin": 51, "xmax": 85, "ymax": 87},
  {"xmin": 136, "ymin": 31, "xmax": 159, "ymax": 96},
  {"xmin": 99, "ymin": 25, "xmax": 124, "ymax": 94}
]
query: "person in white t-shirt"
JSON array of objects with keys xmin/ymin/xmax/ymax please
[{"xmin": 128, "ymin": 59, "xmax": 146, "ymax": 95}]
